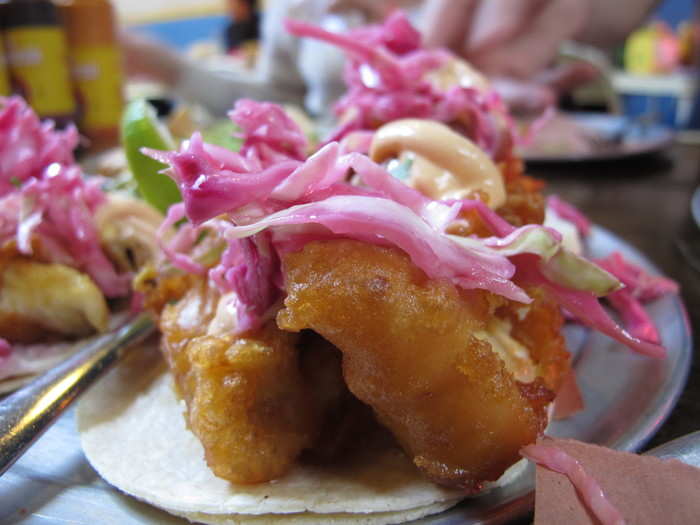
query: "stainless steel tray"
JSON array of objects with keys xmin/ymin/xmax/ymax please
[{"xmin": 0, "ymin": 226, "xmax": 691, "ymax": 525}]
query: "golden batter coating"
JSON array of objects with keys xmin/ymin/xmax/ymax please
[
  {"xmin": 160, "ymin": 281, "xmax": 320, "ymax": 484},
  {"xmin": 500, "ymin": 287, "xmax": 570, "ymax": 393},
  {"xmin": 0, "ymin": 258, "xmax": 109, "ymax": 343},
  {"xmin": 298, "ymin": 332, "xmax": 384, "ymax": 464},
  {"xmin": 497, "ymin": 174, "xmax": 546, "ymax": 228},
  {"xmin": 445, "ymin": 175, "xmax": 546, "ymax": 238},
  {"xmin": 278, "ymin": 240, "xmax": 555, "ymax": 492}
]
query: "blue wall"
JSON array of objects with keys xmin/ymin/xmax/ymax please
[
  {"xmin": 132, "ymin": 15, "xmax": 230, "ymax": 50},
  {"xmin": 653, "ymin": 0, "xmax": 695, "ymax": 29},
  {"xmin": 133, "ymin": 0, "xmax": 696, "ymax": 51}
]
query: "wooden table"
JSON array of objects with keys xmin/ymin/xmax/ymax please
[{"xmin": 530, "ymin": 143, "xmax": 700, "ymax": 449}]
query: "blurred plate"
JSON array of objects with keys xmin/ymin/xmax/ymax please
[
  {"xmin": 0, "ymin": 226, "xmax": 691, "ymax": 525},
  {"xmin": 521, "ymin": 112, "xmax": 675, "ymax": 164}
]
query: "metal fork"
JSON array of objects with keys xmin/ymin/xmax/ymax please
[{"xmin": 0, "ymin": 313, "xmax": 155, "ymax": 476}]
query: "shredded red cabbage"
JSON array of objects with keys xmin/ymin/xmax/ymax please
[
  {"xmin": 145, "ymin": 133, "xmax": 302, "ymax": 226},
  {"xmin": 229, "ymin": 99, "xmax": 308, "ymax": 166},
  {"xmin": 0, "ymin": 338, "xmax": 10, "ymax": 362},
  {"xmin": 0, "ymin": 97, "xmax": 130, "ymax": 300},
  {"xmin": 209, "ymin": 232, "xmax": 281, "ymax": 333},
  {"xmin": 342, "ymin": 10, "xmax": 422, "ymax": 56},
  {"xmin": 547, "ymin": 195, "xmax": 591, "ymax": 237},
  {"xmin": 0, "ymin": 97, "xmax": 79, "ymax": 197},
  {"xmin": 595, "ymin": 252, "xmax": 678, "ymax": 301},
  {"xmin": 157, "ymin": 203, "xmax": 207, "ymax": 275},
  {"xmin": 285, "ymin": 13, "xmax": 514, "ymax": 159},
  {"xmin": 0, "ymin": 164, "xmax": 129, "ymax": 297},
  {"xmin": 150, "ymin": 100, "xmax": 667, "ymax": 359},
  {"xmin": 593, "ymin": 252, "xmax": 679, "ymax": 344},
  {"xmin": 220, "ymin": 195, "xmax": 528, "ymax": 303},
  {"xmin": 514, "ymin": 254, "xmax": 665, "ymax": 358}
]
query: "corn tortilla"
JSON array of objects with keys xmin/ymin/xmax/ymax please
[{"xmin": 77, "ymin": 343, "xmax": 527, "ymax": 523}]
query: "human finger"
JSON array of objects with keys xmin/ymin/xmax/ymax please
[
  {"xmin": 535, "ymin": 61, "xmax": 600, "ymax": 95},
  {"xmin": 464, "ymin": 0, "xmax": 546, "ymax": 55},
  {"xmin": 422, "ymin": 0, "xmax": 478, "ymax": 51},
  {"xmin": 490, "ymin": 77, "xmax": 555, "ymax": 115},
  {"xmin": 328, "ymin": 0, "xmax": 387, "ymax": 20},
  {"xmin": 467, "ymin": 0, "xmax": 590, "ymax": 78}
]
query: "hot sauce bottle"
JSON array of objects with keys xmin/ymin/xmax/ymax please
[
  {"xmin": 57, "ymin": 0, "xmax": 124, "ymax": 151},
  {"xmin": 0, "ymin": 3, "xmax": 12, "ymax": 96},
  {"xmin": 4, "ymin": 0, "xmax": 76, "ymax": 124}
]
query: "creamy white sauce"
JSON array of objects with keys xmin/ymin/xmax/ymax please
[
  {"xmin": 474, "ymin": 318, "xmax": 536, "ymax": 383},
  {"xmin": 207, "ymin": 292, "xmax": 239, "ymax": 336},
  {"xmin": 370, "ymin": 119, "xmax": 506, "ymax": 208},
  {"xmin": 544, "ymin": 207, "xmax": 584, "ymax": 255}
]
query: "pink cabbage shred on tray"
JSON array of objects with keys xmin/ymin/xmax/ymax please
[
  {"xmin": 594, "ymin": 252, "xmax": 679, "ymax": 345},
  {"xmin": 0, "ymin": 96, "xmax": 129, "ymax": 298},
  {"xmin": 284, "ymin": 12, "xmax": 516, "ymax": 159},
  {"xmin": 147, "ymin": 98, "xmax": 668, "ymax": 359},
  {"xmin": 546, "ymin": 194, "xmax": 678, "ymax": 347},
  {"xmin": 547, "ymin": 195, "xmax": 591, "ymax": 237},
  {"xmin": 521, "ymin": 443, "xmax": 627, "ymax": 525}
]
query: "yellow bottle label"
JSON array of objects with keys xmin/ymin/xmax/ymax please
[
  {"xmin": 0, "ymin": 46, "xmax": 10, "ymax": 96},
  {"xmin": 71, "ymin": 46, "xmax": 123, "ymax": 131},
  {"xmin": 5, "ymin": 26, "xmax": 76, "ymax": 116}
]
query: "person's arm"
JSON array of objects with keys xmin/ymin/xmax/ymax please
[
  {"xmin": 422, "ymin": 0, "xmax": 661, "ymax": 78},
  {"xmin": 120, "ymin": 5, "xmax": 307, "ymax": 116},
  {"xmin": 578, "ymin": 0, "xmax": 660, "ymax": 47}
]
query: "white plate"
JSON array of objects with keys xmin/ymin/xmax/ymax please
[{"xmin": 0, "ymin": 226, "xmax": 691, "ymax": 525}]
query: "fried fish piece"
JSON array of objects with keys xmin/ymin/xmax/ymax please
[
  {"xmin": 499, "ymin": 287, "xmax": 570, "ymax": 393},
  {"xmin": 497, "ymin": 174, "xmax": 546, "ymax": 228},
  {"xmin": 278, "ymin": 240, "xmax": 556, "ymax": 492},
  {"xmin": 95, "ymin": 195, "xmax": 164, "ymax": 273},
  {"xmin": 298, "ymin": 331, "xmax": 385, "ymax": 464},
  {"xmin": 160, "ymin": 280, "xmax": 320, "ymax": 484},
  {"xmin": 0, "ymin": 259, "xmax": 109, "ymax": 343}
]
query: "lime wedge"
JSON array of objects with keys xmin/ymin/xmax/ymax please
[
  {"xmin": 202, "ymin": 119, "xmax": 242, "ymax": 151},
  {"xmin": 121, "ymin": 99, "xmax": 181, "ymax": 214}
]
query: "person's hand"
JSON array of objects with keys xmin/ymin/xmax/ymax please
[
  {"xmin": 120, "ymin": 31, "xmax": 186, "ymax": 86},
  {"xmin": 422, "ymin": 0, "xmax": 592, "ymax": 78},
  {"xmin": 491, "ymin": 62, "xmax": 600, "ymax": 115},
  {"xmin": 328, "ymin": 0, "xmax": 422, "ymax": 22}
]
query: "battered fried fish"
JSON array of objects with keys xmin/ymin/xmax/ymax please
[
  {"xmin": 298, "ymin": 331, "xmax": 384, "ymax": 464},
  {"xmin": 157, "ymin": 274, "xmax": 387, "ymax": 483},
  {"xmin": 160, "ymin": 279, "xmax": 319, "ymax": 484},
  {"xmin": 0, "ymin": 259, "xmax": 109, "ymax": 343},
  {"xmin": 278, "ymin": 240, "xmax": 561, "ymax": 492}
]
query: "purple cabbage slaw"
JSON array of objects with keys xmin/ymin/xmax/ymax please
[
  {"xmin": 229, "ymin": 100, "xmax": 308, "ymax": 166},
  {"xmin": 0, "ymin": 96, "xmax": 79, "ymax": 197},
  {"xmin": 548, "ymin": 195, "xmax": 679, "ymax": 347},
  {"xmin": 147, "ymin": 99, "xmax": 666, "ymax": 358},
  {"xmin": 0, "ymin": 97, "xmax": 130, "ymax": 298},
  {"xmin": 548, "ymin": 195, "xmax": 591, "ymax": 237},
  {"xmin": 594, "ymin": 252, "xmax": 679, "ymax": 345},
  {"xmin": 284, "ymin": 12, "xmax": 515, "ymax": 159}
]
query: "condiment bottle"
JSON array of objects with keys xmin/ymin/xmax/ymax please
[
  {"xmin": 0, "ymin": 2, "xmax": 12, "ymax": 96},
  {"xmin": 57, "ymin": 0, "xmax": 124, "ymax": 151},
  {"xmin": 224, "ymin": 0, "xmax": 260, "ymax": 66},
  {"xmin": 3, "ymin": 0, "xmax": 76, "ymax": 124}
]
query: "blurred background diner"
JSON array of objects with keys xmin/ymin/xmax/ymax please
[
  {"xmin": 117, "ymin": 0, "xmax": 696, "ymax": 129},
  {"xmin": 115, "ymin": 0, "xmax": 698, "ymax": 128},
  {"xmin": 2, "ymin": 1, "xmax": 700, "ymax": 522},
  {"xmin": 2, "ymin": 0, "xmax": 696, "ymax": 147},
  {"xmin": 105, "ymin": 0, "xmax": 700, "ymax": 457}
]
